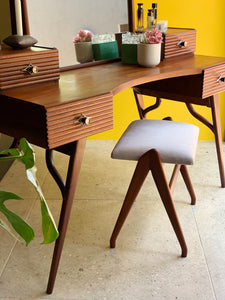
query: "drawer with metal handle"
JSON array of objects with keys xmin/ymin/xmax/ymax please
[
  {"xmin": 46, "ymin": 94, "xmax": 113, "ymax": 149},
  {"xmin": 0, "ymin": 46, "xmax": 60, "ymax": 90},
  {"xmin": 162, "ymin": 27, "xmax": 196, "ymax": 60},
  {"xmin": 202, "ymin": 63, "xmax": 225, "ymax": 98}
]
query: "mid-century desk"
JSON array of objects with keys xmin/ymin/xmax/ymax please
[{"xmin": 1, "ymin": 54, "xmax": 225, "ymax": 293}]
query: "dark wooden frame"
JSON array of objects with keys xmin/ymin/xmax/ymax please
[{"xmin": 9, "ymin": 0, "xmax": 30, "ymax": 35}]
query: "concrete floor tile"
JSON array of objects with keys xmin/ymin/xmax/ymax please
[{"xmin": 0, "ymin": 141, "xmax": 224, "ymax": 299}]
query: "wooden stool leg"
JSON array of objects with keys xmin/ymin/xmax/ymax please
[
  {"xmin": 180, "ymin": 165, "xmax": 196, "ymax": 205},
  {"xmin": 150, "ymin": 150, "xmax": 187, "ymax": 257},
  {"xmin": 169, "ymin": 164, "xmax": 181, "ymax": 194},
  {"xmin": 169, "ymin": 164, "xmax": 196, "ymax": 205},
  {"xmin": 110, "ymin": 155, "xmax": 150, "ymax": 248}
]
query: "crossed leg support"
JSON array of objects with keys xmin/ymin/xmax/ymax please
[{"xmin": 110, "ymin": 149, "xmax": 189, "ymax": 257}]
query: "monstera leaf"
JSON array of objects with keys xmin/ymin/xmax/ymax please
[
  {"xmin": 0, "ymin": 138, "xmax": 59, "ymax": 245},
  {"xmin": 0, "ymin": 191, "xmax": 34, "ymax": 245}
]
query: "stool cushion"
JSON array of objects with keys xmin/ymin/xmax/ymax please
[{"xmin": 111, "ymin": 120, "xmax": 199, "ymax": 165}]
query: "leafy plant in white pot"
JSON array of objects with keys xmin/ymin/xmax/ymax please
[
  {"xmin": 137, "ymin": 28, "xmax": 162, "ymax": 67},
  {"xmin": 73, "ymin": 30, "xmax": 93, "ymax": 63}
]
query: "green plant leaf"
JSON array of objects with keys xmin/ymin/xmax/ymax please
[
  {"xmin": 17, "ymin": 138, "xmax": 35, "ymax": 169},
  {"xmin": 26, "ymin": 168, "xmax": 59, "ymax": 244},
  {"xmin": 0, "ymin": 191, "xmax": 34, "ymax": 245},
  {"xmin": 0, "ymin": 218, "xmax": 24, "ymax": 243},
  {"xmin": 0, "ymin": 138, "xmax": 58, "ymax": 244},
  {"xmin": 0, "ymin": 148, "xmax": 21, "ymax": 161},
  {"xmin": 12, "ymin": 138, "xmax": 58, "ymax": 243}
]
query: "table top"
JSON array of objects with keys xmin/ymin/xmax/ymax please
[
  {"xmin": 2, "ymin": 54, "xmax": 225, "ymax": 108},
  {"xmin": 1, "ymin": 54, "xmax": 225, "ymax": 149}
]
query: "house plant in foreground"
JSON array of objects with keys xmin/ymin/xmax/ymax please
[
  {"xmin": 0, "ymin": 138, "xmax": 58, "ymax": 245},
  {"xmin": 137, "ymin": 28, "xmax": 162, "ymax": 67}
]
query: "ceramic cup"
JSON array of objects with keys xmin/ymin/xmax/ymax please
[{"xmin": 137, "ymin": 43, "xmax": 161, "ymax": 67}]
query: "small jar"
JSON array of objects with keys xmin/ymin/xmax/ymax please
[{"xmin": 137, "ymin": 3, "xmax": 144, "ymax": 32}]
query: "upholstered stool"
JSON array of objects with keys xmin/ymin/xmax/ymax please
[{"xmin": 110, "ymin": 119, "xmax": 199, "ymax": 257}]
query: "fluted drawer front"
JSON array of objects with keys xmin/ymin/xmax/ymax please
[
  {"xmin": 164, "ymin": 29, "xmax": 196, "ymax": 59},
  {"xmin": 202, "ymin": 64, "xmax": 225, "ymax": 98},
  {"xmin": 0, "ymin": 47, "xmax": 60, "ymax": 90},
  {"xmin": 46, "ymin": 94, "xmax": 113, "ymax": 148}
]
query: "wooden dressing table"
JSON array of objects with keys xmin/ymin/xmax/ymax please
[{"xmin": 1, "ymin": 53, "xmax": 225, "ymax": 293}]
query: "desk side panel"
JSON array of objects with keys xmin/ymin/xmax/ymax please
[{"xmin": 0, "ymin": 95, "xmax": 48, "ymax": 148}]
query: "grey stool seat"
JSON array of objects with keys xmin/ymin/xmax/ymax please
[
  {"xmin": 112, "ymin": 119, "xmax": 199, "ymax": 164},
  {"xmin": 110, "ymin": 119, "xmax": 199, "ymax": 257}
]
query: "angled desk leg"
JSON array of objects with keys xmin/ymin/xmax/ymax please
[
  {"xmin": 45, "ymin": 138, "xmax": 86, "ymax": 294},
  {"xmin": 210, "ymin": 95, "xmax": 225, "ymax": 187},
  {"xmin": 186, "ymin": 95, "xmax": 225, "ymax": 187}
]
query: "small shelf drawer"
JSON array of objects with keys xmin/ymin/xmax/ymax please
[
  {"xmin": 0, "ymin": 46, "xmax": 60, "ymax": 90},
  {"xmin": 202, "ymin": 64, "xmax": 225, "ymax": 98},
  {"xmin": 46, "ymin": 94, "xmax": 113, "ymax": 148},
  {"xmin": 162, "ymin": 28, "xmax": 196, "ymax": 60}
]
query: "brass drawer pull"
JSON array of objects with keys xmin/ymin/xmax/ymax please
[
  {"xmin": 22, "ymin": 63, "xmax": 39, "ymax": 75},
  {"xmin": 74, "ymin": 114, "xmax": 91, "ymax": 126},
  {"xmin": 217, "ymin": 75, "xmax": 225, "ymax": 83},
  {"xmin": 177, "ymin": 40, "xmax": 188, "ymax": 48}
]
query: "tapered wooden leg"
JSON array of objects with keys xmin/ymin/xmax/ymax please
[
  {"xmin": 169, "ymin": 164, "xmax": 196, "ymax": 205},
  {"xmin": 46, "ymin": 138, "xmax": 86, "ymax": 294},
  {"xmin": 186, "ymin": 96, "xmax": 225, "ymax": 187},
  {"xmin": 210, "ymin": 94, "xmax": 225, "ymax": 188},
  {"xmin": 180, "ymin": 165, "xmax": 196, "ymax": 205},
  {"xmin": 110, "ymin": 155, "xmax": 150, "ymax": 248},
  {"xmin": 169, "ymin": 164, "xmax": 181, "ymax": 194},
  {"xmin": 150, "ymin": 150, "xmax": 187, "ymax": 257}
]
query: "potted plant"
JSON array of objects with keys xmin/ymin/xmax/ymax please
[
  {"xmin": 0, "ymin": 138, "xmax": 58, "ymax": 245},
  {"xmin": 73, "ymin": 30, "xmax": 93, "ymax": 63},
  {"xmin": 137, "ymin": 28, "xmax": 162, "ymax": 67}
]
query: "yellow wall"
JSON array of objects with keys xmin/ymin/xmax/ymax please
[{"xmin": 91, "ymin": 0, "xmax": 225, "ymax": 140}]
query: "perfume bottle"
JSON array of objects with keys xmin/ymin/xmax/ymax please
[
  {"xmin": 152, "ymin": 3, "xmax": 158, "ymax": 27},
  {"xmin": 147, "ymin": 9, "xmax": 154, "ymax": 30},
  {"xmin": 137, "ymin": 3, "xmax": 144, "ymax": 32}
]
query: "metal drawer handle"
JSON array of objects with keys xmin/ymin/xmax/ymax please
[
  {"xmin": 74, "ymin": 114, "xmax": 91, "ymax": 126},
  {"xmin": 217, "ymin": 75, "xmax": 225, "ymax": 83},
  {"xmin": 22, "ymin": 63, "xmax": 39, "ymax": 75},
  {"xmin": 177, "ymin": 40, "xmax": 188, "ymax": 48}
]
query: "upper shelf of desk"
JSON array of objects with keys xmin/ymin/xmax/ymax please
[{"xmin": 2, "ymin": 54, "xmax": 225, "ymax": 107}]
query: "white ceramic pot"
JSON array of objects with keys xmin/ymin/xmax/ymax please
[
  {"xmin": 137, "ymin": 43, "xmax": 161, "ymax": 67},
  {"xmin": 74, "ymin": 41, "xmax": 93, "ymax": 63}
]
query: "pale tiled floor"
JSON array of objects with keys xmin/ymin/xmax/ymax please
[{"xmin": 0, "ymin": 140, "xmax": 225, "ymax": 300}]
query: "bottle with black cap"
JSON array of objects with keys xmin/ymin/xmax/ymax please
[
  {"xmin": 147, "ymin": 9, "xmax": 154, "ymax": 30},
  {"xmin": 152, "ymin": 3, "xmax": 158, "ymax": 27}
]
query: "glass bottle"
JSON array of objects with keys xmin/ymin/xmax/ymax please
[
  {"xmin": 137, "ymin": 3, "xmax": 144, "ymax": 32},
  {"xmin": 147, "ymin": 9, "xmax": 154, "ymax": 30},
  {"xmin": 152, "ymin": 3, "xmax": 158, "ymax": 27}
]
